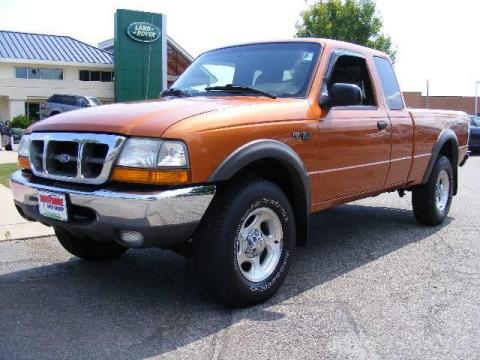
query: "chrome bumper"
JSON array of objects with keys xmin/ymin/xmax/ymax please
[{"xmin": 9, "ymin": 170, "xmax": 215, "ymax": 248}]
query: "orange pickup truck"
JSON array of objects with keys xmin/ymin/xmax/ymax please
[{"xmin": 10, "ymin": 39, "xmax": 469, "ymax": 306}]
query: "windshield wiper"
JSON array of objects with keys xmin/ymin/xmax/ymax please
[
  {"xmin": 204, "ymin": 84, "xmax": 276, "ymax": 99},
  {"xmin": 160, "ymin": 88, "xmax": 191, "ymax": 97}
]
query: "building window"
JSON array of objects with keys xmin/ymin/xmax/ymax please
[
  {"xmin": 15, "ymin": 67, "xmax": 63, "ymax": 80},
  {"xmin": 52, "ymin": 69, "xmax": 63, "ymax": 80},
  {"xmin": 90, "ymin": 71, "xmax": 100, "ymax": 81},
  {"xmin": 101, "ymin": 71, "xmax": 112, "ymax": 82},
  {"xmin": 79, "ymin": 70, "xmax": 89, "ymax": 81},
  {"xmin": 39, "ymin": 68, "xmax": 51, "ymax": 79},
  {"xmin": 79, "ymin": 70, "xmax": 114, "ymax": 82},
  {"xmin": 15, "ymin": 67, "xmax": 27, "ymax": 78},
  {"xmin": 28, "ymin": 68, "xmax": 39, "ymax": 79}
]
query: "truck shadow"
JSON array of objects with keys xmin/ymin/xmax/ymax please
[{"xmin": 0, "ymin": 203, "xmax": 452, "ymax": 359}]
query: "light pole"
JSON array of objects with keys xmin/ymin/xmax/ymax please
[
  {"xmin": 426, "ymin": 79, "xmax": 430, "ymax": 109},
  {"xmin": 475, "ymin": 81, "xmax": 480, "ymax": 116}
]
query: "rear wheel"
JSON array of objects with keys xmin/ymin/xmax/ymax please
[
  {"xmin": 412, "ymin": 155, "xmax": 453, "ymax": 225},
  {"xmin": 55, "ymin": 228, "xmax": 128, "ymax": 261},
  {"xmin": 194, "ymin": 180, "xmax": 295, "ymax": 307}
]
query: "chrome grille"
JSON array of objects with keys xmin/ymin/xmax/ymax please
[{"xmin": 29, "ymin": 133, "xmax": 126, "ymax": 184}]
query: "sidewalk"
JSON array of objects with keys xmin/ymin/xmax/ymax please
[
  {"xmin": 0, "ymin": 184, "xmax": 54, "ymax": 241},
  {"xmin": 0, "ymin": 148, "xmax": 18, "ymax": 164}
]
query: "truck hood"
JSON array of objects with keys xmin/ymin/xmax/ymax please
[{"xmin": 30, "ymin": 97, "xmax": 278, "ymax": 137}]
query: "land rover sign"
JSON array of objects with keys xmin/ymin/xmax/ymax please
[
  {"xmin": 126, "ymin": 22, "xmax": 161, "ymax": 42},
  {"xmin": 115, "ymin": 9, "xmax": 166, "ymax": 102}
]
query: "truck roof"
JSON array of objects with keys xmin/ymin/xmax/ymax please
[{"xmin": 206, "ymin": 38, "xmax": 390, "ymax": 60}]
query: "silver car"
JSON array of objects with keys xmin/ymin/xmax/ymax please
[{"xmin": 40, "ymin": 94, "xmax": 102, "ymax": 119}]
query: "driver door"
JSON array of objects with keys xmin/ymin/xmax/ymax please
[{"xmin": 313, "ymin": 50, "xmax": 392, "ymax": 204}]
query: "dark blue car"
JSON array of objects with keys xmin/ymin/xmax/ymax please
[{"xmin": 469, "ymin": 116, "xmax": 480, "ymax": 154}]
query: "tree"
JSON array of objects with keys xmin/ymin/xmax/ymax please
[{"xmin": 296, "ymin": 0, "xmax": 396, "ymax": 62}]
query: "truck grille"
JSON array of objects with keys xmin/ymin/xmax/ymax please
[{"xmin": 29, "ymin": 133, "xmax": 126, "ymax": 185}]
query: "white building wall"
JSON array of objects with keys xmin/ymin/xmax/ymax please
[
  {"xmin": 0, "ymin": 97, "xmax": 9, "ymax": 122},
  {"xmin": 9, "ymin": 99, "xmax": 24, "ymax": 119},
  {"xmin": 0, "ymin": 60, "xmax": 114, "ymax": 121}
]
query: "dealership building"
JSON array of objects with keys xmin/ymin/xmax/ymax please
[{"xmin": 0, "ymin": 17, "xmax": 193, "ymax": 123}]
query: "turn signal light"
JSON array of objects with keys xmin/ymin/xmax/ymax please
[
  {"xmin": 17, "ymin": 156, "xmax": 30, "ymax": 170},
  {"xmin": 111, "ymin": 167, "xmax": 190, "ymax": 185}
]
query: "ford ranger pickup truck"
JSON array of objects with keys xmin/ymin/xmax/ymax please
[{"xmin": 10, "ymin": 39, "xmax": 469, "ymax": 307}]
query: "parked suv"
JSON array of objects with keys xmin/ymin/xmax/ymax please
[{"xmin": 40, "ymin": 94, "xmax": 102, "ymax": 119}]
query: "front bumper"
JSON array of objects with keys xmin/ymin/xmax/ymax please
[{"xmin": 10, "ymin": 170, "xmax": 215, "ymax": 248}]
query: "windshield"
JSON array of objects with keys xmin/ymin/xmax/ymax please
[{"xmin": 171, "ymin": 42, "xmax": 322, "ymax": 98}]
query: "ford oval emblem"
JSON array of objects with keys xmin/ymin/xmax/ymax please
[
  {"xmin": 57, "ymin": 154, "xmax": 71, "ymax": 163},
  {"xmin": 126, "ymin": 22, "xmax": 161, "ymax": 43}
]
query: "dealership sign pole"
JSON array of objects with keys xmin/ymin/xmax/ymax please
[{"xmin": 114, "ymin": 9, "xmax": 167, "ymax": 102}]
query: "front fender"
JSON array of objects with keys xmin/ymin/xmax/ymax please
[{"xmin": 209, "ymin": 139, "xmax": 310, "ymax": 245}]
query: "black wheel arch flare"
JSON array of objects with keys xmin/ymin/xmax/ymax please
[
  {"xmin": 208, "ymin": 139, "xmax": 310, "ymax": 246},
  {"xmin": 422, "ymin": 129, "xmax": 459, "ymax": 195}
]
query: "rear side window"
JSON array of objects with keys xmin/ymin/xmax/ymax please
[
  {"xmin": 62, "ymin": 96, "xmax": 76, "ymax": 106},
  {"xmin": 47, "ymin": 95, "xmax": 60, "ymax": 103},
  {"xmin": 374, "ymin": 57, "xmax": 404, "ymax": 110}
]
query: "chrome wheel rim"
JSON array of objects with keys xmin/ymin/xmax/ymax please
[
  {"xmin": 236, "ymin": 207, "xmax": 283, "ymax": 283},
  {"xmin": 435, "ymin": 170, "xmax": 450, "ymax": 212}
]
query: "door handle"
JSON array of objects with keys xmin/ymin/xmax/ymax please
[{"xmin": 377, "ymin": 120, "xmax": 388, "ymax": 131}]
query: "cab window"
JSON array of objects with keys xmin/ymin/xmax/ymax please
[{"xmin": 328, "ymin": 55, "xmax": 376, "ymax": 106}]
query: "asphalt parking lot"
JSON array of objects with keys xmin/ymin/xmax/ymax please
[{"xmin": 1, "ymin": 157, "xmax": 479, "ymax": 360}]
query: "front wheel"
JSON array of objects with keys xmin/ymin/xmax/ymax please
[
  {"xmin": 194, "ymin": 180, "xmax": 295, "ymax": 307},
  {"xmin": 412, "ymin": 155, "xmax": 454, "ymax": 225}
]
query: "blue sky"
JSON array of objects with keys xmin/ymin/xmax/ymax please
[{"xmin": 0, "ymin": 0, "xmax": 478, "ymax": 96}]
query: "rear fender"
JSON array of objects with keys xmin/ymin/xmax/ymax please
[{"xmin": 422, "ymin": 129, "xmax": 459, "ymax": 194}]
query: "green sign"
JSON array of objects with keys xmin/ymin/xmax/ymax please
[
  {"xmin": 126, "ymin": 22, "xmax": 161, "ymax": 43},
  {"xmin": 114, "ymin": 9, "xmax": 166, "ymax": 102}
]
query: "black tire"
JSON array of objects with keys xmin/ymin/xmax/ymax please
[
  {"xmin": 55, "ymin": 228, "xmax": 128, "ymax": 261},
  {"xmin": 412, "ymin": 156, "xmax": 454, "ymax": 226},
  {"xmin": 194, "ymin": 180, "xmax": 296, "ymax": 307},
  {"xmin": 169, "ymin": 242, "xmax": 193, "ymax": 258}
]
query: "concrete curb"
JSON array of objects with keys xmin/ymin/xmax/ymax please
[{"xmin": 0, "ymin": 184, "xmax": 55, "ymax": 241}]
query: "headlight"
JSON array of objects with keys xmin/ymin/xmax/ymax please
[
  {"xmin": 117, "ymin": 138, "xmax": 189, "ymax": 168},
  {"xmin": 157, "ymin": 141, "xmax": 188, "ymax": 167},
  {"xmin": 18, "ymin": 134, "xmax": 31, "ymax": 158},
  {"xmin": 117, "ymin": 138, "xmax": 162, "ymax": 168}
]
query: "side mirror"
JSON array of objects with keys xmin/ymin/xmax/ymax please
[{"xmin": 321, "ymin": 83, "xmax": 363, "ymax": 108}]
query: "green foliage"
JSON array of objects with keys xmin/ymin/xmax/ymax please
[
  {"xmin": 9, "ymin": 115, "xmax": 32, "ymax": 129},
  {"xmin": 296, "ymin": 0, "xmax": 396, "ymax": 62},
  {"xmin": 0, "ymin": 163, "xmax": 17, "ymax": 187}
]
